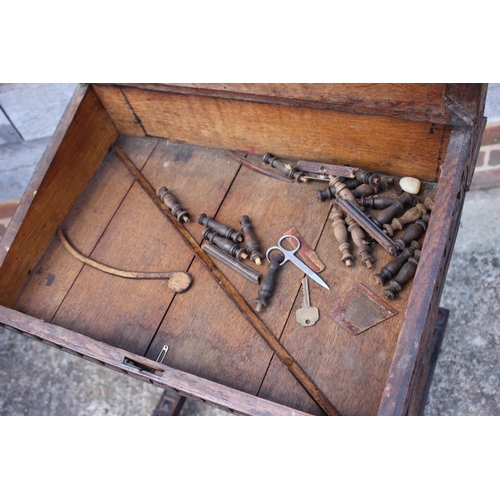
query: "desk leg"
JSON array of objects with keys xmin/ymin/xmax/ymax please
[{"xmin": 152, "ymin": 388, "xmax": 186, "ymax": 416}]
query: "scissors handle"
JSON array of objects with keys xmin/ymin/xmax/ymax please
[
  {"xmin": 266, "ymin": 235, "xmax": 300, "ymax": 265},
  {"xmin": 266, "ymin": 234, "xmax": 330, "ymax": 290}
]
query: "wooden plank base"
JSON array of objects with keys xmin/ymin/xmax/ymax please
[{"xmin": 10, "ymin": 136, "xmax": 437, "ymax": 415}]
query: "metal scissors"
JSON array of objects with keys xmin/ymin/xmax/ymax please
[{"xmin": 266, "ymin": 235, "xmax": 330, "ymax": 290}]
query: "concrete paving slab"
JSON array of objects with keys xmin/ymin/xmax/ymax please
[
  {"xmin": 0, "ymin": 107, "xmax": 22, "ymax": 145},
  {"xmin": 0, "ymin": 84, "xmax": 77, "ymax": 141},
  {"xmin": 425, "ymin": 185, "xmax": 500, "ymax": 415},
  {"xmin": 0, "ymin": 137, "xmax": 50, "ymax": 201}
]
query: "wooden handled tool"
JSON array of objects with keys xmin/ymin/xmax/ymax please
[{"xmin": 58, "ymin": 228, "xmax": 192, "ymax": 294}]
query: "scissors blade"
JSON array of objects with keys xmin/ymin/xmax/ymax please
[{"xmin": 287, "ymin": 254, "xmax": 330, "ymax": 290}]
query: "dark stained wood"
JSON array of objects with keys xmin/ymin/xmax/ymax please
[
  {"xmin": 13, "ymin": 136, "xmax": 158, "ymax": 321},
  {"xmin": 378, "ymin": 127, "xmax": 471, "ymax": 415},
  {"xmin": 0, "ymin": 85, "xmax": 118, "ymax": 307},
  {"xmin": 117, "ymin": 84, "xmax": 454, "ymax": 124},
  {"xmin": 446, "ymin": 84, "xmax": 489, "ymax": 126},
  {"xmin": 111, "ymin": 86, "xmax": 450, "ymax": 181},
  {"xmin": 0, "ymin": 305, "xmax": 308, "ymax": 416}
]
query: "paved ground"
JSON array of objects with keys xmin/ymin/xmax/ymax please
[{"xmin": 1, "ymin": 84, "xmax": 499, "ymax": 416}]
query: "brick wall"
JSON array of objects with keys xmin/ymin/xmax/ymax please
[{"xmin": 475, "ymin": 122, "xmax": 500, "ymax": 168}]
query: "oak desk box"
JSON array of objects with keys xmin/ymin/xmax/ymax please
[{"xmin": 0, "ymin": 84, "xmax": 487, "ymax": 416}]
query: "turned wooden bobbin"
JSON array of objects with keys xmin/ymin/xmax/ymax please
[
  {"xmin": 262, "ymin": 153, "xmax": 306, "ymax": 182},
  {"xmin": 383, "ymin": 202, "xmax": 428, "ymax": 237},
  {"xmin": 359, "ymin": 195, "xmax": 398, "ymax": 210},
  {"xmin": 330, "ymin": 176, "xmax": 358, "ymax": 203},
  {"xmin": 202, "ymin": 229, "xmax": 248, "ymax": 261},
  {"xmin": 156, "ymin": 186, "xmax": 190, "ymax": 223},
  {"xmin": 383, "ymin": 251, "xmax": 421, "ymax": 300},
  {"xmin": 394, "ymin": 214, "xmax": 430, "ymax": 251},
  {"xmin": 350, "ymin": 184, "xmax": 375, "ymax": 199},
  {"xmin": 329, "ymin": 203, "xmax": 353, "ymax": 267},
  {"xmin": 373, "ymin": 241, "xmax": 419, "ymax": 285},
  {"xmin": 198, "ymin": 213, "xmax": 243, "ymax": 243},
  {"xmin": 355, "ymin": 169, "xmax": 381, "ymax": 189},
  {"xmin": 238, "ymin": 215, "xmax": 264, "ymax": 265},
  {"xmin": 255, "ymin": 252, "xmax": 284, "ymax": 312},
  {"xmin": 379, "ymin": 175, "xmax": 395, "ymax": 191},
  {"xmin": 371, "ymin": 192, "xmax": 414, "ymax": 229},
  {"xmin": 316, "ymin": 179, "xmax": 359, "ymax": 201},
  {"xmin": 345, "ymin": 214, "xmax": 374, "ymax": 269}
]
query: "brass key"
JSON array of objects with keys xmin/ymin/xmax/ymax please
[{"xmin": 296, "ymin": 277, "xmax": 320, "ymax": 327}]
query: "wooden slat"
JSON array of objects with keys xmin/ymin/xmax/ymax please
[
  {"xmin": 118, "ymin": 84, "xmax": 453, "ymax": 124},
  {"xmin": 446, "ymin": 84, "xmax": 489, "ymax": 125},
  {"xmin": 119, "ymin": 86, "xmax": 450, "ymax": 181},
  {"xmin": 92, "ymin": 85, "xmax": 145, "ymax": 136},
  {"xmin": 378, "ymin": 127, "xmax": 471, "ymax": 416},
  {"xmin": 146, "ymin": 153, "xmax": 333, "ymax": 401},
  {"xmin": 49, "ymin": 142, "xmax": 239, "ymax": 355},
  {"xmin": 13, "ymin": 136, "xmax": 158, "ymax": 321},
  {"xmin": 115, "ymin": 146, "xmax": 339, "ymax": 415},
  {"xmin": 257, "ymin": 213, "xmax": 415, "ymax": 416},
  {"xmin": 0, "ymin": 85, "xmax": 119, "ymax": 307},
  {"xmin": 0, "ymin": 306, "xmax": 309, "ymax": 416}
]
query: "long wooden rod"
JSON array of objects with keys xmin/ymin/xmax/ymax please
[{"xmin": 112, "ymin": 144, "xmax": 340, "ymax": 416}]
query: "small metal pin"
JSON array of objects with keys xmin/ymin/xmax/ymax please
[{"xmin": 156, "ymin": 345, "xmax": 170, "ymax": 364}]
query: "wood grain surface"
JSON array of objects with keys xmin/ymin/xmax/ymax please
[
  {"xmin": 112, "ymin": 83, "xmax": 460, "ymax": 124},
  {"xmin": 92, "ymin": 85, "xmax": 451, "ymax": 181},
  {"xmin": 0, "ymin": 85, "xmax": 118, "ymax": 307},
  {"xmin": 14, "ymin": 136, "xmax": 158, "ymax": 320},
  {"xmin": 0, "ymin": 305, "xmax": 309, "ymax": 416},
  {"xmin": 0, "ymin": 83, "xmax": 488, "ymax": 415},
  {"xmin": 378, "ymin": 128, "xmax": 472, "ymax": 415},
  {"xmin": 7, "ymin": 135, "xmax": 440, "ymax": 414}
]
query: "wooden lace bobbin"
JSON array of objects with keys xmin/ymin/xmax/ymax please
[
  {"xmin": 373, "ymin": 241, "xmax": 419, "ymax": 285},
  {"xmin": 329, "ymin": 176, "xmax": 358, "ymax": 203},
  {"xmin": 329, "ymin": 203, "xmax": 354, "ymax": 267},
  {"xmin": 345, "ymin": 214, "xmax": 374, "ymax": 269},
  {"xmin": 198, "ymin": 213, "xmax": 243, "ymax": 243},
  {"xmin": 359, "ymin": 195, "xmax": 399, "ymax": 210},
  {"xmin": 355, "ymin": 169, "xmax": 381, "ymax": 189},
  {"xmin": 202, "ymin": 229, "xmax": 248, "ymax": 261},
  {"xmin": 379, "ymin": 175, "xmax": 396, "ymax": 191},
  {"xmin": 383, "ymin": 202, "xmax": 428, "ymax": 237},
  {"xmin": 316, "ymin": 179, "xmax": 359, "ymax": 201},
  {"xmin": 371, "ymin": 192, "xmax": 414, "ymax": 229},
  {"xmin": 255, "ymin": 252, "xmax": 284, "ymax": 312},
  {"xmin": 156, "ymin": 186, "xmax": 190, "ymax": 223},
  {"xmin": 262, "ymin": 153, "xmax": 306, "ymax": 182},
  {"xmin": 394, "ymin": 214, "xmax": 430, "ymax": 251},
  {"xmin": 349, "ymin": 184, "xmax": 376, "ymax": 199},
  {"xmin": 331, "ymin": 176, "xmax": 374, "ymax": 268},
  {"xmin": 383, "ymin": 251, "xmax": 421, "ymax": 300},
  {"xmin": 238, "ymin": 215, "xmax": 264, "ymax": 265}
]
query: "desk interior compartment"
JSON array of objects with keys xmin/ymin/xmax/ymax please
[{"xmin": 0, "ymin": 84, "xmax": 487, "ymax": 415}]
